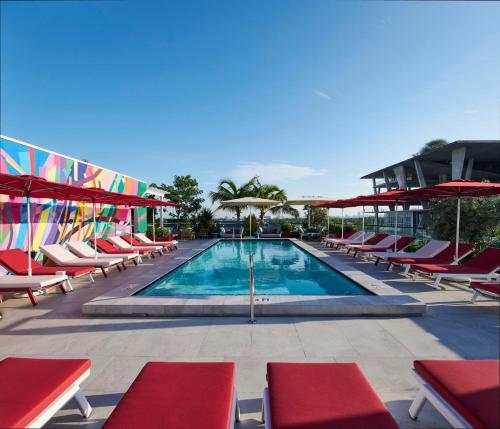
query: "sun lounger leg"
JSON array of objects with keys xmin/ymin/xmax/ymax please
[
  {"xmin": 387, "ymin": 262, "xmax": 393, "ymax": 271},
  {"xmin": 408, "ymin": 386, "xmax": 427, "ymax": 420},
  {"xmin": 233, "ymin": 388, "xmax": 241, "ymax": 423},
  {"xmin": 58, "ymin": 283, "xmax": 68, "ymax": 294},
  {"xmin": 374, "ymin": 257, "xmax": 381, "ymax": 266},
  {"xmin": 73, "ymin": 388, "xmax": 93, "ymax": 418},
  {"xmin": 116, "ymin": 264, "xmax": 122, "ymax": 272},
  {"xmin": 432, "ymin": 275, "xmax": 442, "ymax": 290},
  {"xmin": 88, "ymin": 273, "xmax": 95, "ymax": 283},
  {"xmin": 65, "ymin": 279, "xmax": 74, "ymax": 292},
  {"xmin": 122, "ymin": 262, "xmax": 127, "ymax": 270},
  {"xmin": 27, "ymin": 289, "xmax": 38, "ymax": 306},
  {"xmin": 262, "ymin": 387, "xmax": 271, "ymax": 428},
  {"xmin": 470, "ymin": 290, "xmax": 479, "ymax": 303},
  {"xmin": 404, "ymin": 265, "xmax": 411, "ymax": 275},
  {"xmin": 101, "ymin": 267, "xmax": 108, "ymax": 277}
]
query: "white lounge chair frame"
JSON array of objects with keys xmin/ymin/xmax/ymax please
[
  {"xmin": 373, "ymin": 240, "xmax": 450, "ymax": 269},
  {"xmin": 261, "ymin": 387, "xmax": 272, "ymax": 429},
  {"xmin": 27, "ymin": 368, "xmax": 92, "ymax": 428},
  {"xmin": 413, "ymin": 269, "xmax": 500, "ymax": 290},
  {"xmin": 107, "ymin": 236, "xmax": 163, "ymax": 256},
  {"xmin": 66, "ymin": 241, "xmax": 142, "ymax": 265},
  {"xmin": 409, "ymin": 370, "xmax": 473, "ymax": 429}
]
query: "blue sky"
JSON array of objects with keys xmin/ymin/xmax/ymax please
[{"xmin": 1, "ymin": 0, "xmax": 499, "ymax": 211}]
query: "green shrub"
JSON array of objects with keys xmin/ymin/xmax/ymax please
[
  {"xmin": 147, "ymin": 226, "xmax": 169, "ymax": 239},
  {"xmin": 281, "ymin": 222, "xmax": 292, "ymax": 232}
]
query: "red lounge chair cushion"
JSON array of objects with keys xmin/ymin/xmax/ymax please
[
  {"xmin": 263, "ymin": 229, "xmax": 268, "ymax": 234},
  {"xmin": 29, "ymin": 266, "xmax": 94, "ymax": 277},
  {"xmin": 0, "ymin": 357, "xmax": 90, "ymax": 428},
  {"xmin": 272, "ymin": 229, "xmax": 278, "ymax": 234},
  {"xmin": 267, "ymin": 362, "xmax": 399, "ymax": 429},
  {"xmin": 103, "ymin": 362, "xmax": 235, "ymax": 429},
  {"xmin": 470, "ymin": 282, "xmax": 500, "ymax": 296},
  {"xmin": 225, "ymin": 229, "xmax": 231, "ymax": 234},
  {"xmin": 234, "ymin": 229, "xmax": 240, "ymax": 234},
  {"xmin": 414, "ymin": 360, "xmax": 500, "ymax": 429}
]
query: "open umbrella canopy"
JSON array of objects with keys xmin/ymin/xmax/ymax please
[
  {"xmin": 286, "ymin": 197, "xmax": 338, "ymax": 206},
  {"xmin": 220, "ymin": 197, "xmax": 280, "ymax": 207},
  {"xmin": 400, "ymin": 180, "xmax": 500, "ymax": 200}
]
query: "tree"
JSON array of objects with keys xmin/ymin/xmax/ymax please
[
  {"xmin": 164, "ymin": 175, "xmax": 204, "ymax": 222},
  {"xmin": 209, "ymin": 176, "xmax": 258, "ymax": 221},
  {"xmin": 429, "ymin": 196, "xmax": 500, "ymax": 250},
  {"xmin": 414, "ymin": 139, "xmax": 448, "ymax": 156},
  {"xmin": 253, "ymin": 182, "xmax": 290, "ymax": 225},
  {"xmin": 305, "ymin": 207, "xmax": 328, "ymax": 227}
]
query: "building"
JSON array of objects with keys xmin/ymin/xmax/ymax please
[
  {"xmin": 361, "ymin": 140, "xmax": 500, "ymax": 230},
  {"xmin": 0, "ymin": 135, "xmax": 148, "ymax": 253}
]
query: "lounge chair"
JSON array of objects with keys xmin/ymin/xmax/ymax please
[
  {"xmin": 409, "ymin": 359, "xmax": 499, "ymax": 429},
  {"xmin": 388, "ymin": 243, "xmax": 475, "ymax": 274},
  {"xmin": 134, "ymin": 232, "xmax": 178, "ymax": 249},
  {"xmin": 102, "ymin": 362, "xmax": 240, "ymax": 429},
  {"xmin": 469, "ymin": 281, "xmax": 500, "ymax": 303},
  {"xmin": 0, "ymin": 357, "xmax": 92, "ymax": 428},
  {"xmin": 300, "ymin": 227, "xmax": 325, "ymax": 241},
  {"xmin": 349, "ymin": 236, "xmax": 415, "ymax": 258},
  {"xmin": 411, "ymin": 247, "xmax": 500, "ymax": 289},
  {"xmin": 66, "ymin": 240, "xmax": 141, "ymax": 266},
  {"xmin": 0, "ymin": 273, "xmax": 69, "ymax": 305},
  {"xmin": 121, "ymin": 235, "xmax": 171, "ymax": 252},
  {"xmin": 107, "ymin": 236, "xmax": 162, "ymax": 257},
  {"xmin": 40, "ymin": 244, "xmax": 124, "ymax": 278},
  {"xmin": 323, "ymin": 230, "xmax": 358, "ymax": 246},
  {"xmin": 0, "ymin": 249, "xmax": 96, "ymax": 283},
  {"xmin": 372, "ymin": 239, "xmax": 450, "ymax": 267},
  {"xmin": 220, "ymin": 226, "xmax": 244, "ymax": 239},
  {"xmin": 91, "ymin": 238, "xmax": 154, "ymax": 258},
  {"xmin": 262, "ymin": 362, "xmax": 399, "ymax": 429},
  {"xmin": 328, "ymin": 231, "xmax": 376, "ymax": 249},
  {"xmin": 345, "ymin": 233, "xmax": 389, "ymax": 254},
  {"xmin": 259, "ymin": 225, "xmax": 282, "ymax": 239}
]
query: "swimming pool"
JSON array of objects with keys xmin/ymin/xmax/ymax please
[{"xmin": 137, "ymin": 240, "xmax": 372, "ymax": 296}]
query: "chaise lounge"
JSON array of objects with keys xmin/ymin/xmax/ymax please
[
  {"xmin": 411, "ymin": 247, "xmax": 500, "ymax": 289},
  {"xmin": 372, "ymin": 239, "xmax": 450, "ymax": 267},
  {"xmin": 120, "ymin": 235, "xmax": 172, "ymax": 253},
  {"xmin": 0, "ymin": 248, "xmax": 96, "ymax": 283},
  {"xmin": 220, "ymin": 226, "xmax": 244, "ymax": 239},
  {"xmin": 348, "ymin": 235, "xmax": 415, "ymax": 258},
  {"xmin": 409, "ymin": 359, "xmax": 499, "ymax": 429},
  {"xmin": 0, "ymin": 273, "xmax": 70, "ymax": 305},
  {"xmin": 107, "ymin": 236, "xmax": 162, "ymax": 257},
  {"xmin": 0, "ymin": 357, "xmax": 92, "ymax": 428},
  {"xmin": 102, "ymin": 362, "xmax": 240, "ymax": 429},
  {"xmin": 259, "ymin": 225, "xmax": 282, "ymax": 239},
  {"xmin": 66, "ymin": 240, "xmax": 141, "ymax": 266},
  {"xmin": 262, "ymin": 362, "xmax": 399, "ymax": 429},
  {"xmin": 134, "ymin": 232, "xmax": 178, "ymax": 249},
  {"xmin": 469, "ymin": 281, "xmax": 500, "ymax": 303}
]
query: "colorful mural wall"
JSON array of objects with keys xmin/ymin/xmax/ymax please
[{"xmin": 0, "ymin": 136, "xmax": 148, "ymax": 258}]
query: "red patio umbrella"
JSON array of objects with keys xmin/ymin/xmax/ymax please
[{"xmin": 398, "ymin": 180, "xmax": 500, "ymax": 262}]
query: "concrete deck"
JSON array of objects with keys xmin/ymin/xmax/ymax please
[
  {"xmin": 0, "ymin": 240, "xmax": 498, "ymax": 429},
  {"xmin": 82, "ymin": 239, "xmax": 426, "ymax": 317}
]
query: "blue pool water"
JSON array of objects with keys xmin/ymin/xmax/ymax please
[{"xmin": 137, "ymin": 240, "xmax": 371, "ymax": 296}]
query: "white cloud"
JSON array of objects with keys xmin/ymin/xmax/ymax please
[
  {"xmin": 314, "ymin": 90, "xmax": 331, "ymax": 101},
  {"xmin": 231, "ymin": 162, "xmax": 328, "ymax": 183}
]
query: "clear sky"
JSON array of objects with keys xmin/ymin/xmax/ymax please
[{"xmin": 1, "ymin": 0, "xmax": 499, "ymax": 210}]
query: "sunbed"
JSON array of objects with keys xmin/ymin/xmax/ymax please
[
  {"xmin": 345, "ymin": 233, "xmax": 389, "ymax": 254},
  {"xmin": 323, "ymin": 230, "xmax": 359, "ymax": 246},
  {"xmin": 108, "ymin": 235, "xmax": 163, "ymax": 256},
  {"xmin": 120, "ymin": 235, "xmax": 170, "ymax": 253},
  {"xmin": 349, "ymin": 236, "xmax": 415, "ymax": 258},
  {"xmin": 327, "ymin": 231, "xmax": 376, "ymax": 249},
  {"xmin": 469, "ymin": 281, "xmax": 500, "ymax": 303},
  {"xmin": 134, "ymin": 232, "xmax": 178, "ymax": 249},
  {"xmin": 389, "ymin": 243, "xmax": 475, "ymax": 274},
  {"xmin": 102, "ymin": 362, "xmax": 240, "ymax": 429},
  {"xmin": 0, "ymin": 273, "xmax": 70, "ymax": 305},
  {"xmin": 40, "ymin": 244, "xmax": 124, "ymax": 278},
  {"xmin": 372, "ymin": 239, "xmax": 450, "ymax": 267},
  {"xmin": 0, "ymin": 357, "xmax": 92, "ymax": 428},
  {"xmin": 259, "ymin": 225, "xmax": 282, "ymax": 239},
  {"xmin": 91, "ymin": 238, "xmax": 154, "ymax": 258},
  {"xmin": 411, "ymin": 247, "xmax": 500, "ymax": 289},
  {"xmin": 0, "ymin": 249, "xmax": 95, "ymax": 283},
  {"xmin": 262, "ymin": 362, "xmax": 399, "ymax": 429},
  {"xmin": 107, "ymin": 236, "xmax": 162, "ymax": 257},
  {"xmin": 409, "ymin": 359, "xmax": 499, "ymax": 429},
  {"xmin": 66, "ymin": 240, "xmax": 141, "ymax": 265},
  {"xmin": 322, "ymin": 230, "xmax": 356, "ymax": 244}
]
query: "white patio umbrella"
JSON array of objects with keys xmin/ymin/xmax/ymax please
[
  {"xmin": 286, "ymin": 197, "xmax": 337, "ymax": 229},
  {"xmin": 220, "ymin": 197, "xmax": 280, "ymax": 237}
]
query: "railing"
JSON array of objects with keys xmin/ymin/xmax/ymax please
[{"xmin": 248, "ymin": 254, "xmax": 256, "ymax": 324}]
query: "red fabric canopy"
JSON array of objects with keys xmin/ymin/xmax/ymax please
[{"xmin": 399, "ymin": 180, "xmax": 500, "ymax": 200}]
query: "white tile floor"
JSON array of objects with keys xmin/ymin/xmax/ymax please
[{"xmin": 0, "ymin": 240, "xmax": 498, "ymax": 428}]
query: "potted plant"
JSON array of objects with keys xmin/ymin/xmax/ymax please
[{"xmin": 281, "ymin": 222, "xmax": 292, "ymax": 238}]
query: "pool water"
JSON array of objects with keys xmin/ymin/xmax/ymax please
[{"xmin": 138, "ymin": 240, "xmax": 371, "ymax": 296}]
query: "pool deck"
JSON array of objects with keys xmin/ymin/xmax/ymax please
[
  {"xmin": 0, "ymin": 239, "xmax": 499, "ymax": 429},
  {"xmin": 81, "ymin": 239, "xmax": 427, "ymax": 317}
]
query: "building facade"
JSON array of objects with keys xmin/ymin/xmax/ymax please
[{"xmin": 0, "ymin": 135, "xmax": 148, "ymax": 254}]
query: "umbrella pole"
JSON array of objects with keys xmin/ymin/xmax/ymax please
[
  {"xmin": 249, "ymin": 208, "xmax": 251, "ymax": 239},
  {"xmin": 129, "ymin": 206, "xmax": 133, "ymax": 248},
  {"xmin": 308, "ymin": 206, "xmax": 311, "ymax": 228},
  {"xmin": 26, "ymin": 193, "xmax": 32, "ymax": 276},
  {"xmin": 327, "ymin": 208, "xmax": 330, "ymax": 236},
  {"xmin": 455, "ymin": 196, "xmax": 461, "ymax": 263},
  {"xmin": 152, "ymin": 206, "xmax": 156, "ymax": 243},
  {"xmin": 394, "ymin": 201, "xmax": 398, "ymax": 252},
  {"xmin": 341, "ymin": 208, "xmax": 344, "ymax": 240},
  {"xmin": 93, "ymin": 200, "xmax": 98, "ymax": 258},
  {"xmin": 361, "ymin": 205, "xmax": 365, "ymax": 244}
]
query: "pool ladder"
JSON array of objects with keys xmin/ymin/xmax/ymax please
[{"xmin": 249, "ymin": 254, "xmax": 256, "ymax": 324}]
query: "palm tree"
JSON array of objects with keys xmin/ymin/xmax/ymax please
[
  {"xmin": 254, "ymin": 182, "xmax": 298, "ymax": 224},
  {"xmin": 209, "ymin": 176, "xmax": 259, "ymax": 221}
]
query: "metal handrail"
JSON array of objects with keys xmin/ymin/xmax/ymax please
[{"xmin": 248, "ymin": 254, "xmax": 256, "ymax": 323}]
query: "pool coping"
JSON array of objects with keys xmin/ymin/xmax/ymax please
[{"xmin": 82, "ymin": 239, "xmax": 426, "ymax": 317}]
